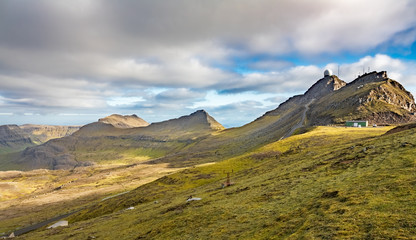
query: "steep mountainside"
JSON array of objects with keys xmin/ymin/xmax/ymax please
[
  {"xmin": 98, "ymin": 114, "xmax": 149, "ymax": 128},
  {"xmin": 0, "ymin": 125, "xmax": 34, "ymax": 154},
  {"xmin": 307, "ymin": 71, "xmax": 416, "ymax": 125}
]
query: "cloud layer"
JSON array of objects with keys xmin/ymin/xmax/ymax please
[{"xmin": 0, "ymin": 0, "xmax": 416, "ymax": 127}]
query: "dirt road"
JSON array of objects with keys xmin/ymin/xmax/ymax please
[{"xmin": 283, "ymin": 99, "xmax": 315, "ymax": 139}]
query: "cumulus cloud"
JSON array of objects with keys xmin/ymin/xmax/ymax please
[
  {"xmin": 1, "ymin": 0, "xmax": 416, "ymax": 127},
  {"xmin": 325, "ymin": 54, "xmax": 416, "ymax": 92}
]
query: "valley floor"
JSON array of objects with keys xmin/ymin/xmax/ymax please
[{"xmin": 0, "ymin": 162, "xmax": 183, "ymax": 237}]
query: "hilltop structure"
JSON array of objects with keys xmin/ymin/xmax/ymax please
[{"xmin": 324, "ymin": 69, "xmax": 333, "ymax": 77}]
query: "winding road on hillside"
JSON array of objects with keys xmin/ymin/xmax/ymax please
[
  {"xmin": 3, "ymin": 211, "xmax": 78, "ymax": 237},
  {"xmin": 282, "ymin": 98, "xmax": 315, "ymax": 139}
]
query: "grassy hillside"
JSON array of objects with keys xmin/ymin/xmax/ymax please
[{"xmin": 14, "ymin": 125, "xmax": 416, "ymax": 239}]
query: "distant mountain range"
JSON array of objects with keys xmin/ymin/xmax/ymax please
[
  {"xmin": 1, "ymin": 71, "xmax": 415, "ymax": 170},
  {"xmin": 0, "ymin": 125, "xmax": 79, "ymax": 154}
]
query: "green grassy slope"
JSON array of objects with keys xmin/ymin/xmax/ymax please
[{"xmin": 19, "ymin": 125, "xmax": 416, "ymax": 239}]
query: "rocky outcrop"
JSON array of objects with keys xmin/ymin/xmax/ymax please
[
  {"xmin": 308, "ymin": 71, "xmax": 416, "ymax": 125},
  {"xmin": 361, "ymin": 79, "xmax": 415, "ymax": 112},
  {"xmin": 304, "ymin": 75, "xmax": 346, "ymax": 100}
]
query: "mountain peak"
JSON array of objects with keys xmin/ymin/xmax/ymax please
[
  {"xmin": 192, "ymin": 109, "xmax": 208, "ymax": 115},
  {"xmin": 98, "ymin": 114, "xmax": 149, "ymax": 128},
  {"xmin": 147, "ymin": 110, "xmax": 224, "ymax": 133},
  {"xmin": 304, "ymin": 75, "xmax": 346, "ymax": 99},
  {"xmin": 193, "ymin": 109, "xmax": 224, "ymax": 130}
]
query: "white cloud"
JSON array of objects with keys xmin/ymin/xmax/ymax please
[
  {"xmin": 1, "ymin": 1, "xmax": 416, "ymax": 127},
  {"xmin": 249, "ymin": 60, "xmax": 294, "ymax": 71},
  {"xmin": 107, "ymin": 96, "xmax": 145, "ymax": 107},
  {"xmin": 325, "ymin": 54, "xmax": 416, "ymax": 93},
  {"xmin": 192, "ymin": 90, "xmax": 276, "ymax": 109},
  {"xmin": 0, "ymin": 74, "xmax": 111, "ymax": 110}
]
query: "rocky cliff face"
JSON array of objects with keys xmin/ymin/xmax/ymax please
[
  {"xmin": 308, "ymin": 71, "xmax": 416, "ymax": 125},
  {"xmin": 304, "ymin": 75, "xmax": 346, "ymax": 100},
  {"xmin": 362, "ymin": 79, "xmax": 415, "ymax": 112}
]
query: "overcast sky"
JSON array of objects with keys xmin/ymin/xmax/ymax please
[{"xmin": 1, "ymin": 0, "xmax": 416, "ymax": 127}]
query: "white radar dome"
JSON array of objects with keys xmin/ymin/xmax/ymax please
[{"xmin": 324, "ymin": 69, "xmax": 333, "ymax": 77}]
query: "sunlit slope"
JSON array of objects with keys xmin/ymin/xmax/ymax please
[{"xmin": 21, "ymin": 125, "xmax": 416, "ymax": 239}]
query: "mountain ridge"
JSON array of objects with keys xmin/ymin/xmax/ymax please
[
  {"xmin": 98, "ymin": 114, "xmax": 149, "ymax": 129},
  {"xmin": 2, "ymin": 110, "xmax": 225, "ymax": 170},
  {"xmin": 2, "ymin": 71, "xmax": 415, "ymax": 170},
  {"xmin": 307, "ymin": 71, "xmax": 416, "ymax": 125}
]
